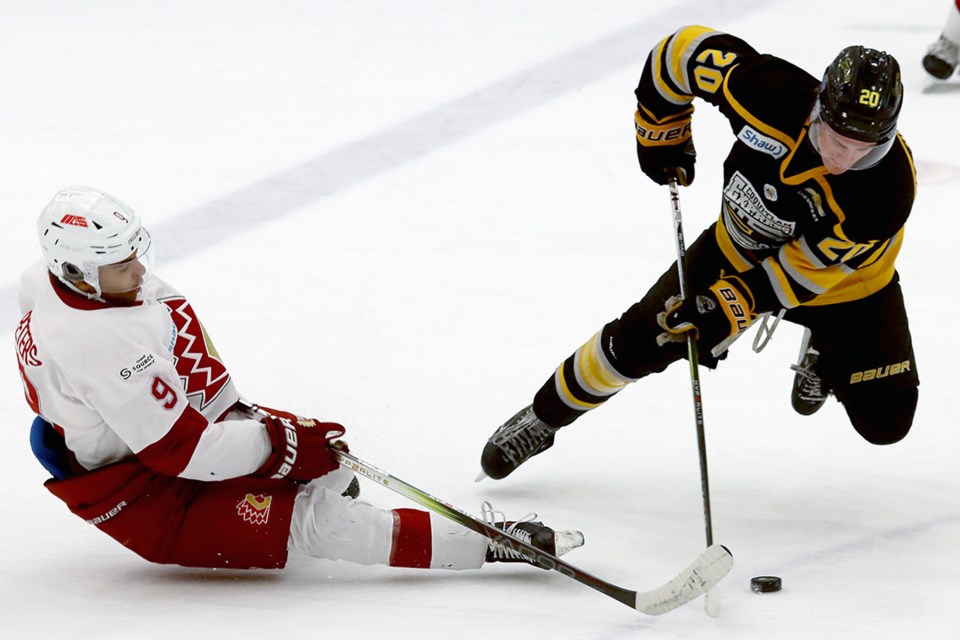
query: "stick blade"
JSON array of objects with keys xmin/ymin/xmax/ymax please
[{"xmin": 634, "ymin": 544, "xmax": 733, "ymax": 615}]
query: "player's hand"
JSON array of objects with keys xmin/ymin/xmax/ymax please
[
  {"xmin": 656, "ymin": 278, "xmax": 755, "ymax": 350},
  {"xmin": 255, "ymin": 407, "xmax": 346, "ymax": 483},
  {"xmin": 635, "ymin": 108, "xmax": 696, "ymax": 186}
]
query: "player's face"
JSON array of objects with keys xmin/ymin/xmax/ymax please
[
  {"xmin": 98, "ymin": 252, "xmax": 147, "ymax": 304},
  {"xmin": 816, "ymin": 122, "xmax": 878, "ymax": 175}
]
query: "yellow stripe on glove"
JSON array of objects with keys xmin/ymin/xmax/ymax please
[{"xmin": 634, "ymin": 107, "xmax": 693, "ymax": 148}]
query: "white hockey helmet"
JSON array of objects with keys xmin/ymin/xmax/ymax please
[{"xmin": 37, "ymin": 186, "xmax": 152, "ymax": 299}]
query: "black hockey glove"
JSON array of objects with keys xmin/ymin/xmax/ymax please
[
  {"xmin": 656, "ymin": 277, "xmax": 756, "ymax": 351},
  {"xmin": 635, "ymin": 107, "xmax": 696, "ymax": 186}
]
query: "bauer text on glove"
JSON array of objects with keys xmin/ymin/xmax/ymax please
[
  {"xmin": 255, "ymin": 411, "xmax": 346, "ymax": 483},
  {"xmin": 635, "ymin": 107, "xmax": 696, "ymax": 186},
  {"xmin": 656, "ymin": 277, "xmax": 756, "ymax": 350}
]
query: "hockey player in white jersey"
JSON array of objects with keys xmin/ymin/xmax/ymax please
[{"xmin": 17, "ymin": 186, "xmax": 583, "ymax": 572}]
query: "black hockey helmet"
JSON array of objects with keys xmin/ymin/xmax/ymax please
[{"xmin": 818, "ymin": 45, "xmax": 902, "ymax": 144}]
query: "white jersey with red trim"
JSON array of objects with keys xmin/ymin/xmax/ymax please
[{"xmin": 16, "ymin": 259, "xmax": 271, "ymax": 480}]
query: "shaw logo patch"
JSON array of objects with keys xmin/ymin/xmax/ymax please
[
  {"xmin": 738, "ymin": 125, "xmax": 788, "ymax": 159},
  {"xmin": 237, "ymin": 494, "xmax": 272, "ymax": 525}
]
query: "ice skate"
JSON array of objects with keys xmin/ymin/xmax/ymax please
[
  {"xmin": 482, "ymin": 502, "xmax": 584, "ymax": 568},
  {"xmin": 480, "ymin": 405, "xmax": 559, "ymax": 480},
  {"xmin": 790, "ymin": 328, "xmax": 829, "ymax": 415},
  {"xmin": 923, "ymin": 35, "xmax": 959, "ymax": 80}
]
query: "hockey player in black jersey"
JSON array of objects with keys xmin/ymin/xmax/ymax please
[{"xmin": 480, "ymin": 26, "xmax": 919, "ymax": 480}]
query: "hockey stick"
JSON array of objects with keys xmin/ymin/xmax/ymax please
[
  {"xmin": 666, "ymin": 177, "xmax": 721, "ymax": 614},
  {"xmin": 333, "ymin": 447, "xmax": 733, "ymax": 614}
]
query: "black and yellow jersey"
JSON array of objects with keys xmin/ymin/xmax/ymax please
[{"xmin": 636, "ymin": 25, "xmax": 916, "ymax": 311}]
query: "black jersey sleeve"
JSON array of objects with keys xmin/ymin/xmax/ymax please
[
  {"xmin": 634, "ymin": 26, "xmax": 760, "ymax": 124},
  {"xmin": 636, "ymin": 26, "xmax": 817, "ymax": 137}
]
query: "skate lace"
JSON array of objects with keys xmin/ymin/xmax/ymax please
[
  {"xmin": 489, "ymin": 410, "xmax": 555, "ymax": 466},
  {"xmin": 929, "ymin": 35, "xmax": 960, "ymax": 63},
  {"xmin": 790, "ymin": 359, "xmax": 825, "ymax": 402},
  {"xmin": 481, "ymin": 501, "xmax": 538, "ymax": 561}
]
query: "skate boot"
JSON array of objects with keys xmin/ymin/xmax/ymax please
[
  {"xmin": 482, "ymin": 502, "xmax": 584, "ymax": 568},
  {"xmin": 790, "ymin": 329, "xmax": 829, "ymax": 416},
  {"xmin": 923, "ymin": 35, "xmax": 959, "ymax": 80},
  {"xmin": 480, "ymin": 405, "xmax": 559, "ymax": 480}
]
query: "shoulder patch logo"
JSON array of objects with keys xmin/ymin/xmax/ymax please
[
  {"xmin": 237, "ymin": 493, "xmax": 272, "ymax": 525},
  {"xmin": 738, "ymin": 125, "xmax": 788, "ymax": 159},
  {"xmin": 160, "ymin": 296, "xmax": 230, "ymax": 410},
  {"xmin": 119, "ymin": 353, "xmax": 157, "ymax": 380},
  {"xmin": 799, "ymin": 187, "xmax": 827, "ymax": 221}
]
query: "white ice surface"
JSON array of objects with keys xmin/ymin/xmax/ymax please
[{"xmin": 2, "ymin": 1, "xmax": 960, "ymax": 638}]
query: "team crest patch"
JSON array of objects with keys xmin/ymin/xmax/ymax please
[
  {"xmin": 237, "ymin": 493, "xmax": 272, "ymax": 525},
  {"xmin": 722, "ymin": 171, "xmax": 796, "ymax": 250}
]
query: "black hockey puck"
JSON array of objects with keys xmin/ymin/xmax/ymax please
[{"xmin": 750, "ymin": 576, "xmax": 782, "ymax": 593}]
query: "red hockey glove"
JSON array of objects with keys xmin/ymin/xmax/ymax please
[
  {"xmin": 255, "ymin": 406, "xmax": 346, "ymax": 483},
  {"xmin": 635, "ymin": 107, "xmax": 696, "ymax": 186},
  {"xmin": 656, "ymin": 277, "xmax": 756, "ymax": 350}
]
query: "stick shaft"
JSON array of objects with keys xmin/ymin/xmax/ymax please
[
  {"xmin": 332, "ymin": 447, "xmax": 732, "ymax": 613},
  {"xmin": 667, "ymin": 179, "xmax": 714, "ymax": 547}
]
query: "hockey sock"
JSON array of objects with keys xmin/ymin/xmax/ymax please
[
  {"xmin": 389, "ymin": 510, "xmax": 487, "ymax": 570},
  {"xmin": 534, "ymin": 331, "xmax": 636, "ymax": 428}
]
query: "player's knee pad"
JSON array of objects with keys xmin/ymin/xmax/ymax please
[
  {"xmin": 289, "ymin": 483, "xmax": 394, "ymax": 565},
  {"xmin": 843, "ymin": 386, "xmax": 918, "ymax": 445}
]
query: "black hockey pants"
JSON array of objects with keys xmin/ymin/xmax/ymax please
[{"xmin": 532, "ymin": 224, "xmax": 919, "ymax": 445}]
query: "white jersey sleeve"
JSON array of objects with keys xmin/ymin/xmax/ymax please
[{"xmin": 17, "ymin": 260, "xmax": 272, "ymax": 480}]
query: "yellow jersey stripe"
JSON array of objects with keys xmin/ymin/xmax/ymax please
[
  {"xmin": 802, "ymin": 232, "xmax": 901, "ymax": 306},
  {"xmin": 721, "ymin": 69, "xmax": 795, "ymax": 148},
  {"xmin": 651, "ymin": 37, "xmax": 694, "ymax": 106},
  {"xmin": 779, "ymin": 127, "xmax": 829, "ymax": 185},
  {"xmin": 665, "ymin": 25, "xmax": 721, "ymax": 94},
  {"xmin": 897, "ymin": 133, "xmax": 918, "ymax": 189},
  {"xmin": 779, "ymin": 243, "xmax": 851, "ymax": 294},
  {"xmin": 761, "ymin": 258, "xmax": 802, "ymax": 308},
  {"xmin": 715, "ymin": 215, "xmax": 753, "ymax": 272},
  {"xmin": 856, "ymin": 233, "xmax": 895, "ymax": 269}
]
